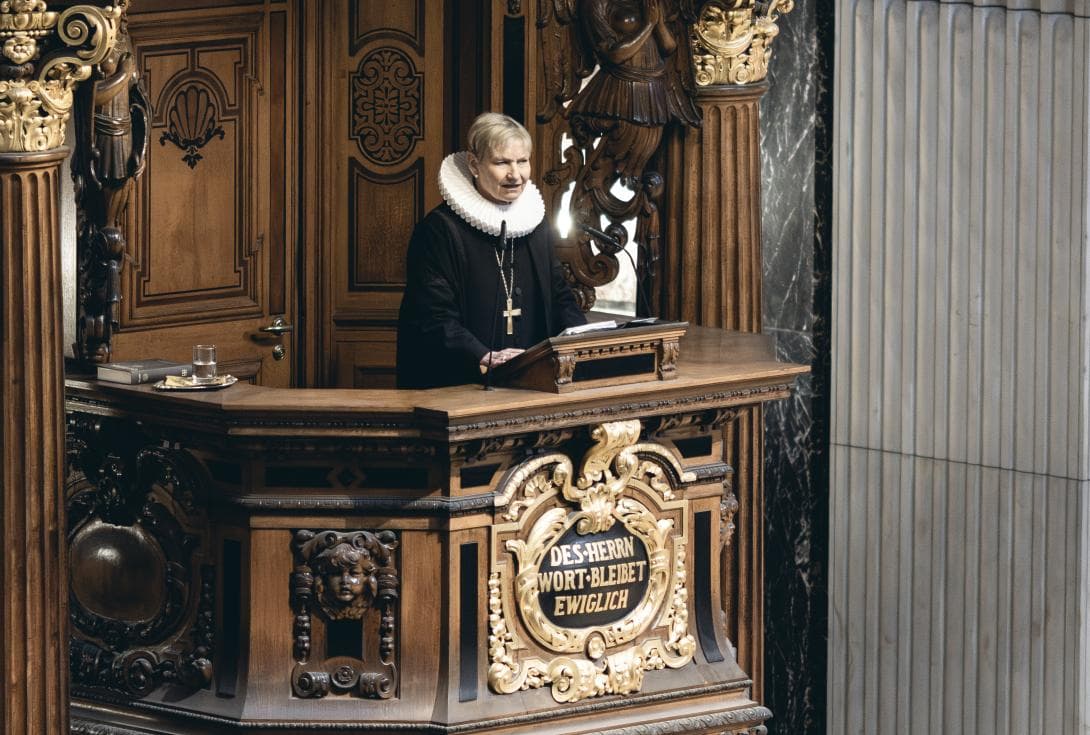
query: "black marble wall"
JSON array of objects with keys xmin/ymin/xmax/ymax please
[{"xmin": 759, "ymin": 0, "xmax": 833, "ymax": 733}]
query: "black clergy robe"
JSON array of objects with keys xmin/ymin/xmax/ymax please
[{"xmin": 396, "ymin": 204, "xmax": 587, "ymax": 388}]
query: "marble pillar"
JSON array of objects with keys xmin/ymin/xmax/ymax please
[{"xmin": 759, "ymin": 0, "xmax": 831, "ymax": 732}]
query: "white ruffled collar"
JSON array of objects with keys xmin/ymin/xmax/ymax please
[{"xmin": 438, "ymin": 152, "xmax": 545, "ymax": 238}]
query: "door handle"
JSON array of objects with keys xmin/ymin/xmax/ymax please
[{"xmin": 259, "ymin": 317, "xmax": 293, "ymax": 335}]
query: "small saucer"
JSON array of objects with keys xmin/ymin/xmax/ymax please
[{"xmin": 153, "ymin": 374, "xmax": 238, "ymax": 391}]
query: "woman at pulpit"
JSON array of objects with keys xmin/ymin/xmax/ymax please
[{"xmin": 396, "ymin": 113, "xmax": 586, "ymax": 388}]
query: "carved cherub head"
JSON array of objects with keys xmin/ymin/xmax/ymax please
[{"xmin": 314, "ymin": 542, "xmax": 379, "ymax": 620}]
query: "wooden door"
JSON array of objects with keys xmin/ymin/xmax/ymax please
[
  {"xmin": 112, "ymin": 2, "xmax": 297, "ymax": 387},
  {"xmin": 305, "ymin": 0, "xmax": 492, "ymax": 387}
]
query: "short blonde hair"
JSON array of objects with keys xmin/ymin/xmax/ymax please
[{"xmin": 466, "ymin": 112, "xmax": 532, "ymax": 159}]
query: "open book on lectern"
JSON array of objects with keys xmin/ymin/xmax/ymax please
[{"xmin": 491, "ymin": 319, "xmax": 688, "ymax": 393}]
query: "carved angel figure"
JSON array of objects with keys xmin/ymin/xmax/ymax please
[
  {"xmin": 73, "ymin": 26, "xmax": 150, "ymax": 365},
  {"xmin": 537, "ymin": 0, "xmax": 700, "ymax": 310},
  {"xmin": 568, "ymin": 0, "xmax": 700, "ymax": 132}
]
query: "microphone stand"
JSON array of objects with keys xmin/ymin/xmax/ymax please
[
  {"xmin": 483, "ymin": 220, "xmax": 507, "ymax": 391},
  {"xmin": 579, "ymin": 223, "xmax": 655, "ymax": 319}
]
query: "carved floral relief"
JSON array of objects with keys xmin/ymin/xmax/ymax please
[{"xmin": 350, "ymin": 47, "xmax": 422, "ymax": 166}]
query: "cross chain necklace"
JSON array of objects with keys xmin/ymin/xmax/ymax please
[{"xmin": 495, "ymin": 238, "xmax": 521, "ymax": 336}]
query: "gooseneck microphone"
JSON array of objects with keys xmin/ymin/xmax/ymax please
[
  {"xmin": 483, "ymin": 219, "xmax": 507, "ymax": 391},
  {"xmin": 579, "ymin": 223, "xmax": 655, "ymax": 319}
]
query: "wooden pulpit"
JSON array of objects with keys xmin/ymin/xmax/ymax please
[{"xmin": 64, "ymin": 327, "xmax": 805, "ymax": 735}]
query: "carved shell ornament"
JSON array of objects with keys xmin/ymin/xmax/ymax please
[{"xmin": 158, "ymin": 82, "xmax": 225, "ymax": 169}]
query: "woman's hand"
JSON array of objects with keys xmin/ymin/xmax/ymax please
[{"xmin": 479, "ymin": 348, "xmax": 524, "ymax": 370}]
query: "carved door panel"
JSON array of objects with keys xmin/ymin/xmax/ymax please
[
  {"xmin": 113, "ymin": 4, "xmax": 296, "ymax": 387},
  {"xmin": 307, "ymin": 0, "xmax": 454, "ymax": 387}
]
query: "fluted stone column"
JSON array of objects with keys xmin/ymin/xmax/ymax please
[
  {"xmin": 830, "ymin": 2, "xmax": 1090, "ymax": 732},
  {"xmin": 0, "ymin": 2, "xmax": 129, "ymax": 732},
  {"xmin": 0, "ymin": 149, "xmax": 70, "ymax": 734}
]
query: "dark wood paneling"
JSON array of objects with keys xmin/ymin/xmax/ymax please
[
  {"xmin": 269, "ymin": 10, "xmax": 288, "ymax": 315},
  {"xmin": 348, "ymin": 158, "xmax": 421, "ymax": 291},
  {"xmin": 127, "ymin": 20, "xmax": 264, "ymax": 327},
  {"xmin": 133, "ymin": 0, "xmax": 262, "ymax": 13},
  {"xmin": 350, "ymin": 0, "xmax": 425, "ymax": 54},
  {"xmin": 334, "ymin": 330, "xmax": 397, "ymax": 387}
]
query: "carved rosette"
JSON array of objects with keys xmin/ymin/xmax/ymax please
[
  {"xmin": 65, "ymin": 413, "xmax": 216, "ymax": 699},
  {"xmin": 688, "ymin": 0, "xmax": 795, "ymax": 86},
  {"xmin": 0, "ymin": 0, "xmax": 128, "ymax": 152},
  {"xmin": 488, "ymin": 421, "xmax": 699, "ymax": 703},
  {"xmin": 350, "ymin": 47, "xmax": 422, "ymax": 166},
  {"xmin": 290, "ymin": 529, "xmax": 399, "ymax": 699}
]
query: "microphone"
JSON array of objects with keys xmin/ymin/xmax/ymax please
[
  {"xmin": 579, "ymin": 223, "xmax": 655, "ymax": 319},
  {"xmin": 483, "ymin": 220, "xmax": 507, "ymax": 391}
]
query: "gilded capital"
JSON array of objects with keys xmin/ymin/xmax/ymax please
[
  {"xmin": 689, "ymin": 0, "xmax": 794, "ymax": 86},
  {"xmin": 0, "ymin": 0, "xmax": 126, "ymax": 152}
]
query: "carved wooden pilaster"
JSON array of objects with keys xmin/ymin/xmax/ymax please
[
  {"xmin": 0, "ymin": 2, "xmax": 130, "ymax": 731},
  {"xmin": 660, "ymin": 84, "xmax": 765, "ymax": 329},
  {"xmin": 659, "ymin": 82, "xmax": 768, "ymax": 699},
  {"xmin": 0, "ymin": 148, "xmax": 70, "ymax": 734}
]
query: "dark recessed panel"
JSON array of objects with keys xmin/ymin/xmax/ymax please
[{"xmin": 348, "ymin": 159, "xmax": 422, "ymax": 291}]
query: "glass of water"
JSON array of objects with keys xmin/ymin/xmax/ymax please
[{"xmin": 192, "ymin": 344, "xmax": 217, "ymax": 383}]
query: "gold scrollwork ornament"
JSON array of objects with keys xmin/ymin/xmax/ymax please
[
  {"xmin": 0, "ymin": 0, "xmax": 126, "ymax": 152},
  {"xmin": 691, "ymin": 0, "xmax": 795, "ymax": 86},
  {"xmin": 489, "ymin": 421, "xmax": 697, "ymax": 703}
]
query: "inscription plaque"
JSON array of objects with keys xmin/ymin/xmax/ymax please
[
  {"xmin": 488, "ymin": 421, "xmax": 700, "ymax": 702},
  {"xmin": 538, "ymin": 523, "xmax": 649, "ymax": 627}
]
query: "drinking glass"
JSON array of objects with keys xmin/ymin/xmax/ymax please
[{"xmin": 192, "ymin": 344, "xmax": 217, "ymax": 383}]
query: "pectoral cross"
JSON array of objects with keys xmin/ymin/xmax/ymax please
[{"xmin": 503, "ymin": 297, "xmax": 522, "ymax": 336}]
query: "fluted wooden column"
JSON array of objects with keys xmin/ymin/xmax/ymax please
[
  {"xmin": 661, "ymin": 82, "xmax": 768, "ymax": 698},
  {"xmin": 0, "ymin": 149, "xmax": 70, "ymax": 733}
]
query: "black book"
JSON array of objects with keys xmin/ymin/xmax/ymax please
[{"xmin": 97, "ymin": 359, "xmax": 191, "ymax": 384}]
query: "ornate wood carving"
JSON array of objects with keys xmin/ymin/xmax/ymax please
[
  {"xmin": 683, "ymin": 0, "xmax": 794, "ymax": 86},
  {"xmin": 350, "ymin": 47, "xmax": 423, "ymax": 166},
  {"xmin": 158, "ymin": 82, "xmax": 225, "ymax": 168},
  {"xmin": 72, "ymin": 22, "xmax": 150, "ymax": 365},
  {"xmin": 536, "ymin": 0, "xmax": 700, "ymax": 310},
  {"xmin": 66, "ymin": 413, "xmax": 216, "ymax": 699},
  {"xmin": 488, "ymin": 421, "xmax": 700, "ymax": 703},
  {"xmin": 290, "ymin": 529, "xmax": 400, "ymax": 699},
  {"xmin": 2, "ymin": 9, "xmax": 132, "ymax": 729}
]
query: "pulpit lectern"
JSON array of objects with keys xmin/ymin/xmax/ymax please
[
  {"xmin": 64, "ymin": 327, "xmax": 805, "ymax": 735},
  {"xmin": 492, "ymin": 321, "xmax": 688, "ymax": 393}
]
